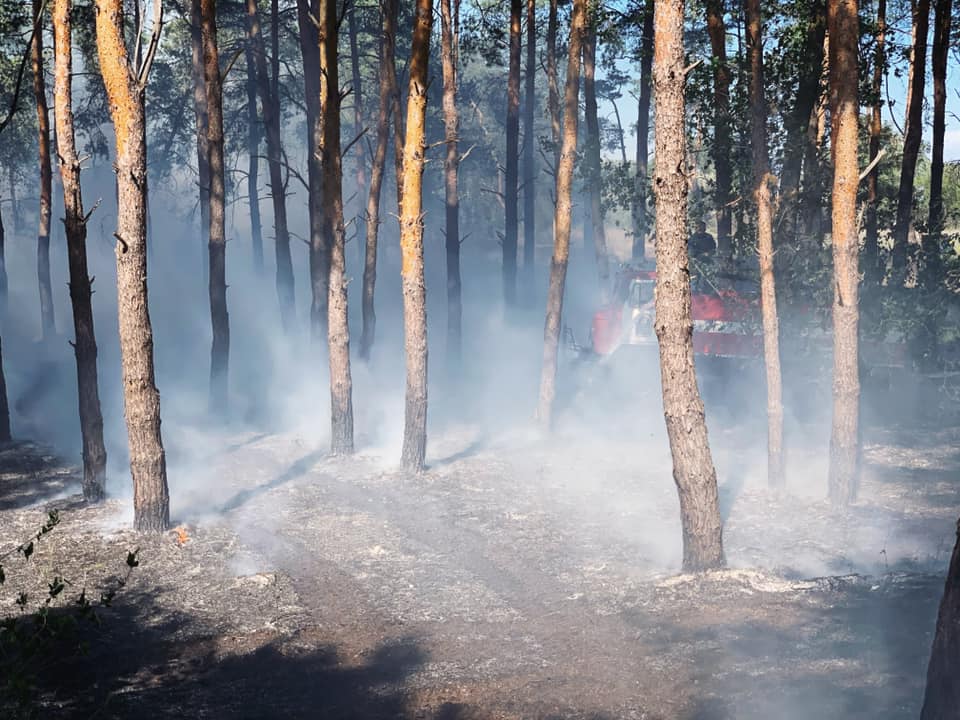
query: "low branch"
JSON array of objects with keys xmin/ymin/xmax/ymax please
[{"xmin": 859, "ymin": 148, "xmax": 886, "ymax": 183}]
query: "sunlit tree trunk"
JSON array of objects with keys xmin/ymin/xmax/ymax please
[
  {"xmin": 864, "ymin": 0, "xmax": 885, "ymax": 282},
  {"xmin": 244, "ymin": 39, "xmax": 264, "ymax": 273},
  {"xmin": 246, "ymin": 0, "xmax": 294, "ymax": 330},
  {"xmin": 202, "ymin": 0, "xmax": 229, "ymax": 414},
  {"xmin": 891, "ymin": 0, "xmax": 930, "ymax": 279},
  {"xmin": 653, "ymin": 0, "xmax": 724, "ymax": 571},
  {"xmin": 924, "ymin": 0, "xmax": 952, "ymax": 287},
  {"xmin": 191, "ymin": 0, "xmax": 210, "ymax": 282},
  {"xmin": 399, "ymin": 0, "xmax": 432, "ymax": 472},
  {"xmin": 827, "ymin": 0, "xmax": 860, "ymax": 507},
  {"xmin": 536, "ymin": 0, "xmax": 586, "ymax": 427},
  {"xmin": 921, "ymin": 517, "xmax": 960, "ymax": 719},
  {"xmin": 297, "ymin": 0, "xmax": 328, "ymax": 337},
  {"xmin": 632, "ymin": 0, "xmax": 653, "ymax": 259},
  {"xmin": 32, "ymin": 0, "xmax": 55, "ymax": 338},
  {"xmin": 347, "ymin": 0, "xmax": 367, "ymax": 267},
  {"xmin": 746, "ymin": 0, "xmax": 784, "ymax": 490},
  {"xmin": 53, "ymin": 0, "xmax": 108, "ymax": 502},
  {"xmin": 504, "ymin": 0, "xmax": 521, "ymax": 308},
  {"xmin": 583, "ymin": 16, "xmax": 609, "ymax": 299},
  {"xmin": 522, "ymin": 0, "xmax": 536, "ymax": 298},
  {"xmin": 360, "ymin": 0, "xmax": 399, "ymax": 361},
  {"xmin": 318, "ymin": 0, "xmax": 354, "ymax": 454},
  {"xmin": 705, "ymin": 0, "xmax": 732, "ymax": 258},
  {"xmin": 440, "ymin": 0, "xmax": 462, "ymax": 370},
  {"xmin": 95, "ymin": 0, "xmax": 170, "ymax": 531}
]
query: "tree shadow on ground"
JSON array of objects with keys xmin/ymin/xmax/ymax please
[
  {"xmin": 214, "ymin": 448, "xmax": 327, "ymax": 514},
  {"xmin": 0, "ymin": 441, "xmax": 79, "ymax": 511}
]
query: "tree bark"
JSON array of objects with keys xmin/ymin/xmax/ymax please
[
  {"xmin": 319, "ymin": 0, "xmax": 354, "ymax": 455},
  {"xmin": 33, "ymin": 0, "xmax": 55, "ymax": 338},
  {"xmin": 583, "ymin": 17, "xmax": 609, "ymax": 299},
  {"xmin": 704, "ymin": 0, "xmax": 732, "ymax": 258},
  {"xmin": 0, "ymin": 337, "xmax": 9, "ymax": 443},
  {"xmin": 247, "ymin": 0, "xmax": 294, "ymax": 331},
  {"xmin": 53, "ymin": 0, "xmax": 108, "ymax": 502},
  {"xmin": 864, "ymin": 0, "xmax": 885, "ymax": 282},
  {"xmin": 891, "ymin": 0, "xmax": 931, "ymax": 278},
  {"xmin": 0, "ymin": 190, "xmax": 7, "ymax": 318},
  {"xmin": 546, "ymin": 0, "xmax": 561, "ymax": 172},
  {"xmin": 632, "ymin": 0, "xmax": 654, "ymax": 259},
  {"xmin": 504, "ymin": 0, "xmax": 521, "ymax": 308},
  {"xmin": 536, "ymin": 0, "xmax": 586, "ymax": 427},
  {"xmin": 202, "ymin": 0, "xmax": 230, "ymax": 414},
  {"xmin": 191, "ymin": 0, "xmax": 211, "ymax": 282},
  {"xmin": 440, "ymin": 0, "xmax": 462, "ymax": 371},
  {"xmin": 523, "ymin": 0, "xmax": 536, "ymax": 297},
  {"xmin": 297, "ymin": 0, "xmax": 328, "ymax": 338},
  {"xmin": 95, "ymin": 0, "xmax": 170, "ymax": 532},
  {"xmin": 399, "ymin": 0, "xmax": 432, "ymax": 472},
  {"xmin": 921, "ymin": 518, "xmax": 960, "ymax": 719},
  {"xmin": 746, "ymin": 0, "xmax": 784, "ymax": 490},
  {"xmin": 827, "ymin": 0, "xmax": 860, "ymax": 508},
  {"xmin": 347, "ymin": 0, "xmax": 368, "ymax": 267},
  {"xmin": 653, "ymin": 0, "xmax": 724, "ymax": 571},
  {"xmin": 361, "ymin": 0, "xmax": 399, "ymax": 361},
  {"xmin": 244, "ymin": 39, "xmax": 264, "ymax": 273},
  {"xmin": 924, "ymin": 0, "xmax": 952, "ymax": 287}
]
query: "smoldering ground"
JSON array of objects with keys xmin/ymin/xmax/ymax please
[{"xmin": 1, "ymin": 155, "xmax": 957, "ymax": 717}]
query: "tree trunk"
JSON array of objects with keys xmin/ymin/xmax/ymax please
[
  {"xmin": 9, "ymin": 168, "xmax": 23, "ymax": 236},
  {"xmin": 503, "ymin": 0, "xmax": 521, "ymax": 308},
  {"xmin": 536, "ymin": 0, "xmax": 586, "ymax": 427},
  {"xmin": 202, "ymin": 0, "xmax": 230, "ymax": 414},
  {"xmin": 191, "ymin": 0, "xmax": 211, "ymax": 282},
  {"xmin": 522, "ymin": 0, "xmax": 536, "ymax": 298},
  {"xmin": 891, "ymin": 0, "xmax": 931, "ymax": 279},
  {"xmin": 247, "ymin": 0, "xmax": 294, "ymax": 331},
  {"xmin": 584, "ymin": 18, "xmax": 609, "ymax": 299},
  {"xmin": 53, "ymin": 0, "xmax": 108, "ymax": 502},
  {"xmin": 705, "ymin": 0, "xmax": 732, "ymax": 258},
  {"xmin": 244, "ymin": 40, "xmax": 264, "ymax": 273},
  {"xmin": 0, "ymin": 191, "xmax": 7, "ymax": 318},
  {"xmin": 399, "ymin": 0, "xmax": 432, "ymax": 472},
  {"xmin": 318, "ymin": 0, "xmax": 354, "ymax": 455},
  {"xmin": 924, "ymin": 0, "xmax": 952, "ymax": 287},
  {"xmin": 653, "ymin": 0, "xmax": 725, "ymax": 571},
  {"xmin": 440, "ymin": 0, "xmax": 461, "ymax": 371},
  {"xmin": 297, "ymin": 0, "xmax": 328, "ymax": 338},
  {"xmin": 95, "ymin": 0, "xmax": 170, "ymax": 532},
  {"xmin": 360, "ymin": 0, "xmax": 399, "ymax": 361},
  {"xmin": 827, "ymin": 0, "xmax": 860, "ymax": 508},
  {"xmin": 921, "ymin": 518, "xmax": 960, "ymax": 719},
  {"xmin": 32, "ymin": 0, "xmax": 55, "ymax": 338},
  {"xmin": 864, "ymin": 0, "xmax": 885, "ymax": 282},
  {"xmin": 746, "ymin": 0, "xmax": 784, "ymax": 490},
  {"xmin": 0, "ymin": 337, "xmax": 9, "ymax": 443},
  {"xmin": 632, "ymin": 0, "xmax": 654, "ymax": 259},
  {"xmin": 347, "ymin": 0, "xmax": 368, "ymax": 267},
  {"xmin": 546, "ymin": 0, "xmax": 561, "ymax": 172}
]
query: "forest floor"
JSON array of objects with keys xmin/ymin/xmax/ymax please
[{"xmin": 1, "ymin": 407, "xmax": 957, "ymax": 719}]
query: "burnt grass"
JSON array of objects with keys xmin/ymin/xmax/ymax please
[{"xmin": 0, "ymin": 418, "xmax": 956, "ymax": 720}]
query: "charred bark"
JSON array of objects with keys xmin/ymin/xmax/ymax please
[
  {"xmin": 546, "ymin": 0, "xmax": 561, "ymax": 171},
  {"xmin": 504, "ymin": 0, "xmax": 522, "ymax": 308},
  {"xmin": 399, "ymin": 0, "xmax": 432, "ymax": 472},
  {"xmin": 632, "ymin": 0, "xmax": 654, "ymax": 259},
  {"xmin": 95, "ymin": 0, "xmax": 170, "ymax": 531},
  {"xmin": 33, "ymin": 0, "xmax": 55, "ymax": 338},
  {"xmin": 360, "ymin": 0, "xmax": 399, "ymax": 361},
  {"xmin": 522, "ymin": 0, "xmax": 536, "ymax": 297},
  {"xmin": 705, "ymin": 0, "xmax": 732, "ymax": 258},
  {"xmin": 440, "ymin": 0, "xmax": 462, "ymax": 370},
  {"xmin": 0, "ymin": 337, "xmax": 8, "ymax": 443},
  {"xmin": 247, "ymin": 0, "xmax": 294, "ymax": 331},
  {"xmin": 891, "ymin": 0, "xmax": 931, "ymax": 278},
  {"xmin": 202, "ymin": 0, "xmax": 230, "ymax": 414},
  {"xmin": 921, "ymin": 517, "xmax": 960, "ymax": 719},
  {"xmin": 347, "ymin": 0, "xmax": 368, "ymax": 267},
  {"xmin": 584, "ymin": 17, "xmax": 609, "ymax": 299},
  {"xmin": 319, "ymin": 0, "xmax": 354, "ymax": 454},
  {"xmin": 924, "ymin": 0, "xmax": 952, "ymax": 287},
  {"xmin": 653, "ymin": 0, "xmax": 724, "ymax": 571},
  {"xmin": 244, "ymin": 39, "xmax": 264, "ymax": 273},
  {"xmin": 191, "ymin": 0, "xmax": 211, "ymax": 281},
  {"xmin": 53, "ymin": 0, "xmax": 108, "ymax": 502},
  {"xmin": 0, "ymin": 194, "xmax": 7, "ymax": 318},
  {"xmin": 746, "ymin": 0, "xmax": 784, "ymax": 490},
  {"xmin": 536, "ymin": 0, "xmax": 586, "ymax": 427},
  {"xmin": 827, "ymin": 0, "xmax": 860, "ymax": 507},
  {"xmin": 864, "ymin": 0, "xmax": 885, "ymax": 282}
]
